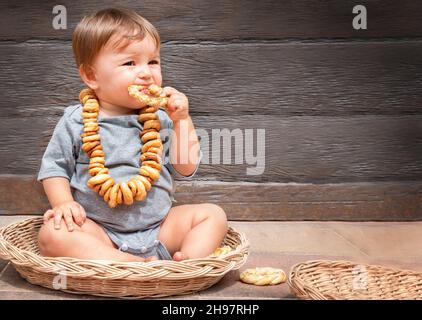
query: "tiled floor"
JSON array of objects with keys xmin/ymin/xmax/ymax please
[{"xmin": 1, "ymin": 216, "xmax": 421, "ymax": 299}]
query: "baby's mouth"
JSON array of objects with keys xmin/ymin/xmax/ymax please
[{"xmin": 128, "ymin": 84, "xmax": 168, "ymax": 109}]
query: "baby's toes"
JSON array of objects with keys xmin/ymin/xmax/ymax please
[{"xmin": 172, "ymin": 251, "xmax": 187, "ymax": 261}]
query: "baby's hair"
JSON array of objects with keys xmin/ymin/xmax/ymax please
[{"xmin": 72, "ymin": 7, "xmax": 160, "ymax": 72}]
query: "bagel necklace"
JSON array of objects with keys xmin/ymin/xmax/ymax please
[{"xmin": 79, "ymin": 84, "xmax": 168, "ymax": 208}]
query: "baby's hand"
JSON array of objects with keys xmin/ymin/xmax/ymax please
[
  {"xmin": 161, "ymin": 86, "xmax": 190, "ymax": 122},
  {"xmin": 43, "ymin": 201, "xmax": 86, "ymax": 232}
]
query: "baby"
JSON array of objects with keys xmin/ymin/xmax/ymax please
[{"xmin": 37, "ymin": 8, "xmax": 228, "ymax": 262}]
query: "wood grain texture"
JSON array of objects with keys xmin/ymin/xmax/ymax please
[
  {"xmin": 0, "ymin": 176, "xmax": 420, "ymax": 220},
  {"xmin": 1, "ymin": 1, "xmax": 421, "ymax": 223},
  {"xmin": 1, "ymin": 41, "xmax": 422, "ymax": 118},
  {"xmin": 2, "ymin": 114, "xmax": 422, "ymax": 182},
  {"xmin": 193, "ymin": 115, "xmax": 422, "ymax": 182},
  {"xmin": 0, "ymin": 114, "xmax": 421, "ymax": 182},
  {"xmin": 1, "ymin": 0, "xmax": 422, "ymax": 41}
]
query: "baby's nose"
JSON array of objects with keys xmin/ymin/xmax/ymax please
[
  {"xmin": 138, "ymin": 71, "xmax": 151, "ymax": 79},
  {"xmin": 137, "ymin": 67, "xmax": 152, "ymax": 79}
]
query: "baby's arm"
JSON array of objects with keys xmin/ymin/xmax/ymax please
[
  {"xmin": 160, "ymin": 86, "xmax": 201, "ymax": 177},
  {"xmin": 170, "ymin": 116, "xmax": 201, "ymax": 176},
  {"xmin": 42, "ymin": 177, "xmax": 86, "ymax": 231}
]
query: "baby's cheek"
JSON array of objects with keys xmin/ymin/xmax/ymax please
[{"xmin": 152, "ymin": 72, "xmax": 162, "ymax": 86}]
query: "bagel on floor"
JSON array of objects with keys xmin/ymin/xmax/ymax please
[{"xmin": 240, "ymin": 267, "xmax": 287, "ymax": 285}]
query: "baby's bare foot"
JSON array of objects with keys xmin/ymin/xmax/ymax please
[{"xmin": 173, "ymin": 251, "xmax": 187, "ymax": 261}]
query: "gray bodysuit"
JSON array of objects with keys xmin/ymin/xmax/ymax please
[{"xmin": 37, "ymin": 104, "xmax": 200, "ymax": 259}]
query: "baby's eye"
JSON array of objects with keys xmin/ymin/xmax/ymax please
[
  {"xmin": 149, "ymin": 60, "xmax": 159, "ymax": 65},
  {"xmin": 123, "ymin": 61, "xmax": 135, "ymax": 66}
]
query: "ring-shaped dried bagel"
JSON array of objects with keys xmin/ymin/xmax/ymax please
[
  {"xmin": 132, "ymin": 178, "xmax": 146, "ymax": 201},
  {"xmin": 104, "ymin": 187, "xmax": 112, "ymax": 202},
  {"xmin": 87, "ymin": 174, "xmax": 111, "ymax": 188},
  {"xmin": 108, "ymin": 183, "xmax": 120, "ymax": 208},
  {"xmin": 146, "ymin": 147, "xmax": 163, "ymax": 156},
  {"xmin": 142, "ymin": 160, "xmax": 162, "ymax": 171},
  {"xmin": 120, "ymin": 182, "xmax": 134, "ymax": 205},
  {"xmin": 139, "ymin": 128, "xmax": 158, "ymax": 139},
  {"xmin": 144, "ymin": 119, "xmax": 161, "ymax": 131},
  {"xmin": 82, "ymin": 141, "xmax": 100, "ymax": 153},
  {"xmin": 141, "ymin": 152, "xmax": 161, "ymax": 163},
  {"xmin": 116, "ymin": 188, "xmax": 123, "ymax": 205},
  {"xmin": 88, "ymin": 163, "xmax": 104, "ymax": 170},
  {"xmin": 209, "ymin": 245, "xmax": 232, "ymax": 258},
  {"xmin": 90, "ymin": 150, "xmax": 105, "ymax": 158},
  {"xmin": 89, "ymin": 157, "xmax": 105, "ymax": 165},
  {"xmin": 80, "ymin": 131, "xmax": 98, "ymax": 138},
  {"xmin": 127, "ymin": 180, "xmax": 138, "ymax": 197},
  {"xmin": 99, "ymin": 178, "xmax": 115, "ymax": 197},
  {"xmin": 89, "ymin": 167, "xmax": 103, "ymax": 176},
  {"xmin": 141, "ymin": 131, "xmax": 160, "ymax": 143},
  {"xmin": 83, "ymin": 117, "xmax": 98, "ymax": 123},
  {"xmin": 134, "ymin": 175, "xmax": 152, "ymax": 191},
  {"xmin": 239, "ymin": 267, "xmax": 287, "ymax": 286},
  {"xmin": 141, "ymin": 139, "xmax": 163, "ymax": 153},
  {"xmin": 140, "ymin": 166, "xmax": 160, "ymax": 181},
  {"xmin": 79, "ymin": 88, "xmax": 95, "ymax": 102},
  {"xmin": 83, "ymin": 127, "xmax": 99, "ymax": 134},
  {"xmin": 138, "ymin": 113, "xmax": 158, "ymax": 123},
  {"xmin": 97, "ymin": 168, "xmax": 109, "ymax": 175},
  {"xmin": 82, "ymin": 112, "xmax": 99, "ymax": 119},
  {"xmin": 140, "ymin": 105, "xmax": 160, "ymax": 114},
  {"xmin": 81, "ymin": 85, "xmax": 165, "ymax": 207},
  {"xmin": 128, "ymin": 84, "xmax": 168, "ymax": 109}
]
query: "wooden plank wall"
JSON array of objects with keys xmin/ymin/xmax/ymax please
[{"xmin": 0, "ymin": 0, "xmax": 421, "ymax": 220}]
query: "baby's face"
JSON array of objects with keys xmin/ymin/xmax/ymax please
[{"xmin": 90, "ymin": 34, "xmax": 162, "ymax": 110}]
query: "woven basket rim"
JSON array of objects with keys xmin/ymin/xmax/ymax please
[
  {"xmin": 289, "ymin": 259, "xmax": 422, "ymax": 278},
  {"xmin": 288, "ymin": 259, "xmax": 422, "ymax": 300},
  {"xmin": 0, "ymin": 216, "xmax": 249, "ymax": 273},
  {"xmin": 0, "ymin": 216, "xmax": 251, "ymax": 298}
]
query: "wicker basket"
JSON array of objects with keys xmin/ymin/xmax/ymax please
[
  {"xmin": 288, "ymin": 260, "xmax": 422, "ymax": 300},
  {"xmin": 0, "ymin": 217, "xmax": 249, "ymax": 299}
]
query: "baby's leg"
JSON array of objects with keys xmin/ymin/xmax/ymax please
[
  {"xmin": 158, "ymin": 203, "xmax": 228, "ymax": 260},
  {"xmin": 38, "ymin": 218, "xmax": 154, "ymax": 262}
]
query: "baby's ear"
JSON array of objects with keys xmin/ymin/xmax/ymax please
[{"xmin": 79, "ymin": 64, "xmax": 98, "ymax": 90}]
